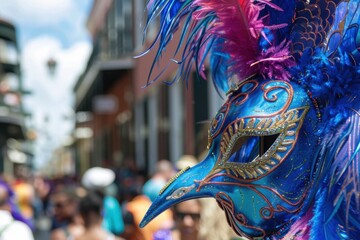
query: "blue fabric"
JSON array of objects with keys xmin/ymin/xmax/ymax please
[{"xmin": 102, "ymin": 196, "xmax": 124, "ymax": 235}]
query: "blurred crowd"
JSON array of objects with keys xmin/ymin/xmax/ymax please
[{"xmin": 0, "ymin": 156, "xmax": 243, "ymax": 240}]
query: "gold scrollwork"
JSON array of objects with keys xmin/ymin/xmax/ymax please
[{"xmin": 205, "ymin": 107, "xmax": 309, "ymax": 182}]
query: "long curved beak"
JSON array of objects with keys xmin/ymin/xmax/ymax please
[{"xmin": 140, "ymin": 155, "xmax": 215, "ymax": 228}]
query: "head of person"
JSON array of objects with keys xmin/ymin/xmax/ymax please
[
  {"xmin": 175, "ymin": 155, "xmax": 198, "ymax": 171},
  {"xmin": 51, "ymin": 187, "xmax": 79, "ymax": 222},
  {"xmin": 79, "ymin": 192, "xmax": 103, "ymax": 228},
  {"xmin": 173, "ymin": 199, "xmax": 201, "ymax": 240},
  {"xmin": 14, "ymin": 165, "xmax": 30, "ymax": 181},
  {"xmin": 156, "ymin": 159, "xmax": 176, "ymax": 182}
]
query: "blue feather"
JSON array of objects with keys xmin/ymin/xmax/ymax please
[
  {"xmin": 266, "ymin": 0, "xmax": 297, "ymax": 44},
  {"xmin": 210, "ymin": 40, "xmax": 231, "ymax": 93}
]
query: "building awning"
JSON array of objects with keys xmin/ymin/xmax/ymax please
[
  {"xmin": 74, "ymin": 57, "xmax": 134, "ymax": 112},
  {"xmin": 0, "ymin": 115, "xmax": 26, "ymax": 140}
]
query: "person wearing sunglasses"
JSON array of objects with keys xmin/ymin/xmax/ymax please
[
  {"xmin": 172, "ymin": 199, "xmax": 201, "ymax": 240},
  {"xmin": 50, "ymin": 187, "xmax": 84, "ymax": 240},
  {"xmin": 172, "ymin": 198, "xmax": 243, "ymax": 240}
]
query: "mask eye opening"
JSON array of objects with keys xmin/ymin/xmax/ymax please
[
  {"xmin": 227, "ymin": 134, "xmax": 280, "ymax": 164},
  {"xmin": 260, "ymin": 134, "xmax": 280, "ymax": 156}
]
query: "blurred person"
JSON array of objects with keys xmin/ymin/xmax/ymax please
[
  {"xmin": 50, "ymin": 187, "xmax": 84, "ymax": 240},
  {"xmin": 12, "ymin": 165, "xmax": 35, "ymax": 225},
  {"xmin": 0, "ymin": 178, "xmax": 33, "ymax": 229},
  {"xmin": 116, "ymin": 160, "xmax": 143, "ymax": 204},
  {"xmin": 77, "ymin": 192, "xmax": 124, "ymax": 240},
  {"xmin": 172, "ymin": 200, "xmax": 201, "ymax": 240},
  {"xmin": 123, "ymin": 178, "xmax": 173, "ymax": 240},
  {"xmin": 171, "ymin": 155, "xmax": 198, "ymax": 240},
  {"xmin": 33, "ymin": 175, "xmax": 52, "ymax": 240},
  {"xmin": 0, "ymin": 180, "xmax": 34, "ymax": 240},
  {"xmin": 122, "ymin": 160, "xmax": 177, "ymax": 240},
  {"xmin": 173, "ymin": 156, "xmax": 241, "ymax": 240},
  {"xmin": 33, "ymin": 175, "xmax": 51, "ymax": 215},
  {"xmin": 198, "ymin": 198, "xmax": 242, "ymax": 240},
  {"xmin": 156, "ymin": 159, "xmax": 177, "ymax": 182},
  {"xmin": 82, "ymin": 167, "xmax": 125, "ymax": 236},
  {"xmin": 173, "ymin": 199, "xmax": 242, "ymax": 240},
  {"xmin": 175, "ymin": 155, "xmax": 198, "ymax": 171},
  {"xmin": 120, "ymin": 176, "xmax": 143, "ymax": 239},
  {"xmin": 120, "ymin": 169, "xmax": 146, "ymax": 212}
]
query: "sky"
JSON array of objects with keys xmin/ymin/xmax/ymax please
[{"xmin": 0, "ymin": 0, "xmax": 94, "ymax": 168}]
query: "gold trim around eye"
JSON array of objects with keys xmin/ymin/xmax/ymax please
[{"xmin": 208, "ymin": 106, "xmax": 309, "ymax": 181}]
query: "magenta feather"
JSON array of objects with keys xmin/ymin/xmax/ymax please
[
  {"xmin": 141, "ymin": 0, "xmax": 293, "ymax": 89},
  {"xmin": 192, "ymin": 0, "xmax": 291, "ymax": 82}
]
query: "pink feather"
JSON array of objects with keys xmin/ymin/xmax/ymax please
[
  {"xmin": 193, "ymin": 0, "xmax": 259, "ymax": 80},
  {"xmin": 192, "ymin": 0, "xmax": 291, "ymax": 82}
]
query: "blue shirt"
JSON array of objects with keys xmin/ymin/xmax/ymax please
[{"xmin": 102, "ymin": 196, "xmax": 124, "ymax": 235}]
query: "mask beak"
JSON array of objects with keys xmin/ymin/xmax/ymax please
[{"xmin": 139, "ymin": 155, "xmax": 215, "ymax": 228}]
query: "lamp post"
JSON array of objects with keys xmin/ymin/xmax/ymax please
[{"xmin": 46, "ymin": 57, "xmax": 57, "ymax": 76}]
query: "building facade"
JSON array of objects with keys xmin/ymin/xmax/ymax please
[
  {"xmin": 0, "ymin": 19, "xmax": 29, "ymax": 174},
  {"xmin": 74, "ymin": 0, "xmax": 224, "ymax": 176}
]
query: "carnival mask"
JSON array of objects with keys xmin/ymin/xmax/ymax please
[{"xmin": 139, "ymin": 0, "xmax": 360, "ymax": 239}]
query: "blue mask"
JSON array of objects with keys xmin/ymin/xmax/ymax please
[
  {"xmin": 141, "ymin": 79, "xmax": 323, "ymax": 238},
  {"xmin": 139, "ymin": 0, "xmax": 360, "ymax": 239}
]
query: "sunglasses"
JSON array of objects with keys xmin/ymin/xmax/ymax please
[
  {"xmin": 175, "ymin": 212, "xmax": 201, "ymax": 221},
  {"xmin": 54, "ymin": 201, "xmax": 68, "ymax": 209}
]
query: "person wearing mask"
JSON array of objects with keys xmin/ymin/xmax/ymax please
[
  {"xmin": 0, "ymin": 180, "xmax": 34, "ymax": 240},
  {"xmin": 76, "ymin": 192, "xmax": 124, "ymax": 240}
]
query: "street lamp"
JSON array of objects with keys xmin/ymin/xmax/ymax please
[{"xmin": 46, "ymin": 57, "xmax": 57, "ymax": 76}]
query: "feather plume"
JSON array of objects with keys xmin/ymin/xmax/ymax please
[
  {"xmin": 193, "ymin": 0, "xmax": 262, "ymax": 82},
  {"xmin": 196, "ymin": 0, "xmax": 292, "ymax": 87},
  {"xmin": 291, "ymin": 0, "xmax": 360, "ymax": 135},
  {"xmin": 249, "ymin": 40, "xmax": 295, "ymax": 80},
  {"xmin": 140, "ymin": 0, "xmax": 291, "ymax": 90}
]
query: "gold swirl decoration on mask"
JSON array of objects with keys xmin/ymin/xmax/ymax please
[
  {"xmin": 208, "ymin": 80, "xmax": 259, "ymax": 149},
  {"xmin": 215, "ymin": 192, "xmax": 267, "ymax": 239},
  {"xmin": 207, "ymin": 106, "xmax": 309, "ymax": 181},
  {"xmin": 202, "ymin": 81, "xmax": 309, "ymax": 183}
]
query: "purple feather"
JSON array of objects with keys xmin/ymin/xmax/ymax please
[{"xmin": 249, "ymin": 40, "xmax": 295, "ymax": 80}]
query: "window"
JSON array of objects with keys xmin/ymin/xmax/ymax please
[
  {"xmin": 0, "ymin": 39, "xmax": 18, "ymax": 64},
  {"xmin": 101, "ymin": 0, "xmax": 134, "ymax": 59},
  {"xmin": 0, "ymin": 73, "xmax": 20, "ymax": 92}
]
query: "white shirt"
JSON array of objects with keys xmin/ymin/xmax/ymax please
[{"xmin": 0, "ymin": 210, "xmax": 34, "ymax": 240}]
